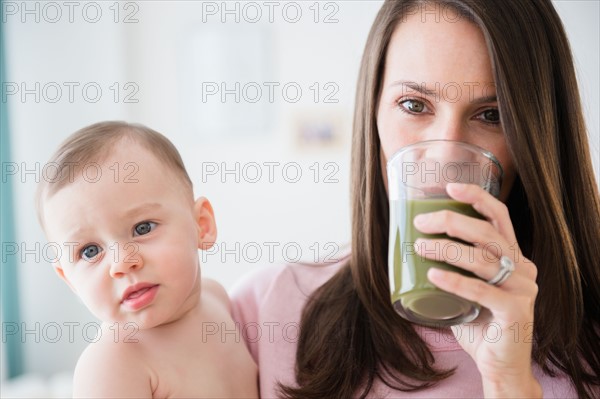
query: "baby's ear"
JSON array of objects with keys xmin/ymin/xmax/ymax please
[
  {"xmin": 53, "ymin": 263, "xmax": 77, "ymax": 294},
  {"xmin": 193, "ymin": 197, "xmax": 217, "ymax": 250}
]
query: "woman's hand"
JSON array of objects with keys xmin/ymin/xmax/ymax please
[{"xmin": 413, "ymin": 182, "xmax": 542, "ymax": 398}]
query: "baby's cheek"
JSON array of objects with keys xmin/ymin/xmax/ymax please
[{"xmin": 84, "ymin": 278, "xmax": 114, "ymax": 316}]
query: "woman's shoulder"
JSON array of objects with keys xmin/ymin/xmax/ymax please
[
  {"xmin": 228, "ymin": 248, "xmax": 351, "ymax": 391},
  {"xmin": 229, "ymin": 247, "xmax": 351, "ymax": 321}
]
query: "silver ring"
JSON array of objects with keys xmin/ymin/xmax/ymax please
[{"xmin": 487, "ymin": 256, "xmax": 515, "ymax": 286}]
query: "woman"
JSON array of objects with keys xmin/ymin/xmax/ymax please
[{"xmin": 231, "ymin": 0, "xmax": 600, "ymax": 397}]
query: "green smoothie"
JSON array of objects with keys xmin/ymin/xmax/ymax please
[{"xmin": 389, "ymin": 198, "xmax": 483, "ymax": 326}]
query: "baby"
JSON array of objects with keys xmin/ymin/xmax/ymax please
[{"xmin": 36, "ymin": 121, "xmax": 258, "ymax": 398}]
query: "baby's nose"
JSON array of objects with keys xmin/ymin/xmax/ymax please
[{"xmin": 109, "ymin": 243, "xmax": 143, "ymax": 278}]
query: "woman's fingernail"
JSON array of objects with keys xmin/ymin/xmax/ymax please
[
  {"xmin": 447, "ymin": 182, "xmax": 467, "ymax": 193},
  {"xmin": 414, "ymin": 238, "xmax": 423, "ymax": 250},
  {"xmin": 414, "ymin": 213, "xmax": 431, "ymax": 225},
  {"xmin": 428, "ymin": 267, "xmax": 445, "ymax": 280}
]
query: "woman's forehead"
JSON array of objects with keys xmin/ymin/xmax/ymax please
[{"xmin": 383, "ymin": 13, "xmax": 493, "ymax": 88}]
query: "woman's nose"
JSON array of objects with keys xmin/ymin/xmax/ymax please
[
  {"xmin": 425, "ymin": 112, "xmax": 466, "ymax": 142},
  {"xmin": 420, "ymin": 114, "xmax": 470, "ymax": 156}
]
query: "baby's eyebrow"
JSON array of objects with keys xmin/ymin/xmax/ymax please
[
  {"xmin": 59, "ymin": 203, "xmax": 162, "ymax": 241},
  {"xmin": 123, "ymin": 203, "xmax": 163, "ymax": 219},
  {"xmin": 64, "ymin": 226, "xmax": 91, "ymax": 242}
]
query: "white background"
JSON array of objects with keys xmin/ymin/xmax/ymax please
[{"xmin": 1, "ymin": 0, "xmax": 598, "ymax": 382}]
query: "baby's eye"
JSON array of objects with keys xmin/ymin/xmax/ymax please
[
  {"xmin": 399, "ymin": 99, "xmax": 427, "ymax": 113},
  {"xmin": 134, "ymin": 221, "xmax": 156, "ymax": 236},
  {"xmin": 477, "ymin": 108, "xmax": 501, "ymax": 124},
  {"xmin": 81, "ymin": 244, "xmax": 102, "ymax": 261}
]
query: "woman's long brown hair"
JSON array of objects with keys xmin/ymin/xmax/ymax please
[{"xmin": 280, "ymin": 1, "xmax": 600, "ymax": 398}]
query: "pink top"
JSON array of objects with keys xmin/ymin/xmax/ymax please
[{"xmin": 230, "ymin": 253, "xmax": 577, "ymax": 398}]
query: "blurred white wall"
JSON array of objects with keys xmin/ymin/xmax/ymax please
[
  {"xmin": 1, "ymin": 0, "xmax": 598, "ymax": 381},
  {"xmin": 3, "ymin": 0, "xmax": 133, "ymax": 382},
  {"xmin": 554, "ymin": 0, "xmax": 600, "ymax": 180}
]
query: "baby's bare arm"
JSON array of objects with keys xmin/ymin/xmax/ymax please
[{"xmin": 73, "ymin": 339, "xmax": 152, "ymax": 398}]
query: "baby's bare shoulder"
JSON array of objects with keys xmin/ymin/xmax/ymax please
[
  {"xmin": 202, "ymin": 277, "xmax": 231, "ymax": 312},
  {"xmin": 73, "ymin": 334, "xmax": 153, "ymax": 397}
]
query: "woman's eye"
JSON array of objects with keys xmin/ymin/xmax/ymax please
[
  {"xmin": 81, "ymin": 244, "xmax": 102, "ymax": 261},
  {"xmin": 134, "ymin": 221, "xmax": 156, "ymax": 236},
  {"xmin": 399, "ymin": 99, "xmax": 427, "ymax": 113},
  {"xmin": 478, "ymin": 108, "xmax": 500, "ymax": 124}
]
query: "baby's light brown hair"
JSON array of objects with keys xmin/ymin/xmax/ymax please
[{"xmin": 36, "ymin": 121, "xmax": 193, "ymax": 230}]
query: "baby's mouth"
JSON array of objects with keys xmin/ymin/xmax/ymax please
[
  {"xmin": 126, "ymin": 287, "xmax": 153, "ymax": 300},
  {"xmin": 121, "ymin": 283, "xmax": 159, "ymax": 303}
]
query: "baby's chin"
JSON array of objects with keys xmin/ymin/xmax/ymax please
[{"xmin": 94, "ymin": 318, "xmax": 163, "ymax": 343}]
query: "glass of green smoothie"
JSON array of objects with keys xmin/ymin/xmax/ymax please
[{"xmin": 387, "ymin": 140, "xmax": 503, "ymax": 327}]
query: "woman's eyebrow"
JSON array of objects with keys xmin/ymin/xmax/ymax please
[
  {"xmin": 389, "ymin": 80, "xmax": 498, "ymax": 104},
  {"xmin": 390, "ymin": 80, "xmax": 437, "ymax": 96},
  {"xmin": 471, "ymin": 94, "xmax": 497, "ymax": 104}
]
